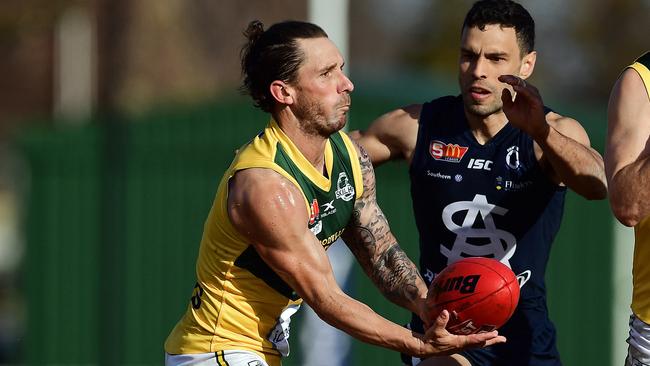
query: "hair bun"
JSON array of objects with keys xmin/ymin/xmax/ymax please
[{"xmin": 243, "ymin": 20, "xmax": 265, "ymax": 44}]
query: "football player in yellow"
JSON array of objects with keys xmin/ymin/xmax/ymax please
[
  {"xmin": 607, "ymin": 51, "xmax": 650, "ymax": 366},
  {"xmin": 164, "ymin": 20, "xmax": 505, "ymax": 366}
]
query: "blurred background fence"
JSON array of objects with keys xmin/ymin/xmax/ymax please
[{"xmin": 2, "ymin": 0, "xmax": 647, "ymax": 364}]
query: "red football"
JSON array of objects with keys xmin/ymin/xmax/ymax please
[{"xmin": 427, "ymin": 257, "xmax": 520, "ymax": 335}]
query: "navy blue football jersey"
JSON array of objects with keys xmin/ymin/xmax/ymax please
[{"xmin": 408, "ymin": 95, "xmax": 565, "ymax": 365}]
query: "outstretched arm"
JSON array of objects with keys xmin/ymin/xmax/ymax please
[
  {"xmin": 606, "ymin": 67, "xmax": 650, "ymax": 226},
  {"xmin": 499, "ymin": 75, "xmax": 607, "ymax": 200},
  {"xmin": 228, "ymin": 167, "xmax": 505, "ymax": 357},
  {"xmin": 349, "ymin": 104, "xmax": 421, "ymax": 166}
]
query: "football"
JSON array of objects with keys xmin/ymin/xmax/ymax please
[{"xmin": 427, "ymin": 257, "xmax": 520, "ymax": 335}]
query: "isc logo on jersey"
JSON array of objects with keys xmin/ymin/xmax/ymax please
[
  {"xmin": 430, "ymin": 140, "xmax": 469, "ymax": 163},
  {"xmin": 467, "ymin": 158, "xmax": 492, "ymax": 171}
]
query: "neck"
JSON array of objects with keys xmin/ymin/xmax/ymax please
[
  {"xmin": 465, "ymin": 109, "xmax": 508, "ymax": 145},
  {"xmin": 274, "ymin": 114, "xmax": 328, "ymax": 172}
]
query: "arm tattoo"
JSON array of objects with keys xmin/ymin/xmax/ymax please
[{"xmin": 342, "ymin": 142, "xmax": 423, "ymax": 308}]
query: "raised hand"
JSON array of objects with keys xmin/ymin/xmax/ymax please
[{"xmin": 499, "ymin": 74, "xmax": 549, "ymax": 140}]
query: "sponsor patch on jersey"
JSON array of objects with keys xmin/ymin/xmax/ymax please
[
  {"xmin": 309, "ymin": 221, "xmax": 322, "ymax": 235},
  {"xmin": 308, "ymin": 198, "xmax": 322, "ymax": 235},
  {"xmin": 506, "ymin": 146, "xmax": 520, "ymax": 169},
  {"xmin": 320, "ymin": 199, "xmax": 337, "ymax": 218},
  {"xmin": 320, "ymin": 228, "xmax": 345, "ymax": 249},
  {"xmin": 430, "ymin": 140, "xmax": 469, "ymax": 163},
  {"xmin": 308, "ymin": 199, "xmax": 319, "ymax": 224},
  {"xmin": 335, "ymin": 172, "xmax": 355, "ymax": 201},
  {"xmin": 426, "ymin": 170, "xmax": 452, "ymax": 180},
  {"xmin": 495, "ymin": 176, "xmax": 533, "ymax": 192},
  {"xmin": 467, "ymin": 158, "xmax": 493, "ymax": 171},
  {"xmin": 516, "ymin": 270, "xmax": 531, "ymax": 288}
]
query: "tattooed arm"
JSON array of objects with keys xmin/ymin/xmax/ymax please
[
  {"xmin": 228, "ymin": 167, "xmax": 505, "ymax": 357},
  {"xmin": 342, "ymin": 141, "xmax": 429, "ymax": 319}
]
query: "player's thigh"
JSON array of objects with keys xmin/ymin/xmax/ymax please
[{"xmin": 417, "ymin": 354, "xmax": 472, "ymax": 366}]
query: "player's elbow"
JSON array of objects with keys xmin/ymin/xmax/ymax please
[
  {"xmin": 304, "ymin": 287, "xmax": 341, "ymax": 315},
  {"xmin": 610, "ymin": 200, "xmax": 643, "ymax": 227},
  {"xmin": 613, "ymin": 212, "xmax": 640, "ymax": 228}
]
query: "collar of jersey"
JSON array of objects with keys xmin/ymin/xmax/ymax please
[{"xmin": 268, "ymin": 119, "xmax": 334, "ymax": 191}]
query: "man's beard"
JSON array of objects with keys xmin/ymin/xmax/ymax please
[{"xmin": 293, "ymin": 95, "xmax": 349, "ymax": 137}]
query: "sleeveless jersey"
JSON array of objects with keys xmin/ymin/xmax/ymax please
[
  {"xmin": 629, "ymin": 51, "xmax": 650, "ymax": 323},
  {"xmin": 164, "ymin": 120, "xmax": 363, "ymax": 365},
  {"xmin": 409, "ymin": 96, "xmax": 566, "ymax": 365}
]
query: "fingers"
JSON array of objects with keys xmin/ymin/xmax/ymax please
[
  {"xmin": 422, "ymin": 309, "xmax": 450, "ymax": 341},
  {"xmin": 435, "ymin": 309, "xmax": 450, "ymax": 328},
  {"xmin": 418, "ymin": 311, "xmax": 507, "ymax": 357},
  {"xmin": 498, "ymin": 74, "xmax": 544, "ymax": 110},
  {"xmin": 484, "ymin": 335, "xmax": 507, "ymax": 347},
  {"xmin": 452, "ymin": 331, "xmax": 506, "ymax": 353},
  {"xmin": 501, "ymin": 87, "xmax": 514, "ymax": 106},
  {"xmin": 498, "ymin": 75, "xmax": 538, "ymax": 97},
  {"xmin": 465, "ymin": 331, "xmax": 507, "ymax": 347},
  {"xmin": 498, "ymin": 74, "xmax": 527, "ymax": 89}
]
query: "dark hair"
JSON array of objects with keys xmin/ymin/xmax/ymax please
[
  {"xmin": 462, "ymin": 0, "xmax": 535, "ymax": 55},
  {"xmin": 240, "ymin": 20, "xmax": 328, "ymax": 113}
]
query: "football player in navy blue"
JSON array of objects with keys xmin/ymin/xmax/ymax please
[{"xmin": 352, "ymin": 1, "xmax": 606, "ymax": 365}]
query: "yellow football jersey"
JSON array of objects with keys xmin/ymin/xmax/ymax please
[
  {"xmin": 164, "ymin": 120, "xmax": 363, "ymax": 365},
  {"xmin": 629, "ymin": 51, "xmax": 650, "ymax": 323}
]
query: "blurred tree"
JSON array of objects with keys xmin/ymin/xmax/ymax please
[
  {"xmin": 0, "ymin": 0, "xmax": 76, "ymax": 139},
  {"xmin": 361, "ymin": 0, "xmax": 650, "ymax": 105},
  {"xmin": 98, "ymin": 0, "xmax": 307, "ymax": 115},
  {"xmin": 570, "ymin": 0, "xmax": 650, "ymax": 101}
]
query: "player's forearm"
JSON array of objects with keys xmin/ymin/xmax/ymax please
[
  {"xmin": 342, "ymin": 223, "xmax": 427, "ymax": 315},
  {"xmin": 609, "ymin": 158, "xmax": 650, "ymax": 226},
  {"xmin": 536, "ymin": 126, "xmax": 607, "ymax": 200},
  {"xmin": 308, "ymin": 291, "xmax": 427, "ymax": 357},
  {"xmin": 368, "ymin": 242, "xmax": 428, "ymax": 314}
]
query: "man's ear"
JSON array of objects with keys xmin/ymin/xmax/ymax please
[
  {"xmin": 270, "ymin": 81, "xmax": 294, "ymax": 105},
  {"xmin": 520, "ymin": 51, "xmax": 537, "ymax": 80}
]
